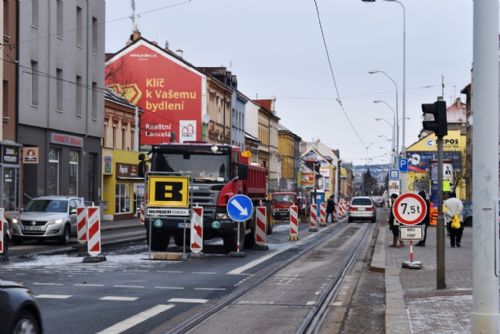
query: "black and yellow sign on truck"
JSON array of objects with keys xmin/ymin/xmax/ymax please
[{"xmin": 148, "ymin": 175, "xmax": 190, "ymax": 208}]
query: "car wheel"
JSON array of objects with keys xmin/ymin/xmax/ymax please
[
  {"xmin": 59, "ymin": 225, "xmax": 70, "ymax": 245},
  {"xmin": 12, "ymin": 310, "xmax": 41, "ymax": 334}
]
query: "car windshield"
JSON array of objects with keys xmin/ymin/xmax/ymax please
[
  {"xmin": 24, "ymin": 199, "xmax": 68, "ymax": 213},
  {"xmin": 152, "ymin": 152, "xmax": 230, "ymax": 182},
  {"xmin": 352, "ymin": 198, "xmax": 372, "ymax": 206},
  {"xmin": 273, "ymin": 194, "xmax": 296, "ymax": 203}
]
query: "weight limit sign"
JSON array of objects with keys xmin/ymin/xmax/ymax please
[{"xmin": 392, "ymin": 193, "xmax": 428, "ymax": 226}]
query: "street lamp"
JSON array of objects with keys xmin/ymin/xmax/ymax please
[
  {"xmin": 375, "ymin": 117, "xmax": 396, "ymax": 168},
  {"xmin": 365, "ymin": 0, "xmax": 407, "ymax": 191},
  {"xmin": 373, "ymin": 99, "xmax": 398, "ymax": 155}
]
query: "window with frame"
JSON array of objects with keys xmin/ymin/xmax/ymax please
[
  {"xmin": 76, "ymin": 75, "xmax": 82, "ymax": 116},
  {"xmin": 92, "ymin": 17, "xmax": 98, "ymax": 54},
  {"xmin": 3, "ymin": 167, "xmax": 18, "ymax": 211},
  {"xmin": 48, "ymin": 148, "xmax": 60, "ymax": 195},
  {"xmin": 76, "ymin": 6, "xmax": 82, "ymax": 46},
  {"xmin": 56, "ymin": 68, "xmax": 63, "ymax": 111},
  {"xmin": 31, "ymin": 0, "xmax": 39, "ymax": 27},
  {"xmin": 31, "ymin": 60, "xmax": 39, "ymax": 106},
  {"xmin": 115, "ymin": 184, "xmax": 130, "ymax": 213},
  {"xmin": 56, "ymin": 0, "xmax": 63, "ymax": 38},
  {"xmin": 68, "ymin": 151, "xmax": 79, "ymax": 196},
  {"xmin": 92, "ymin": 82, "xmax": 97, "ymax": 119}
]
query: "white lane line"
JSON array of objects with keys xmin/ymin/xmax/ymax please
[
  {"xmin": 158, "ymin": 270, "xmax": 183, "ymax": 274},
  {"xmin": 192, "ymin": 271, "xmax": 216, "ymax": 275},
  {"xmin": 123, "ymin": 269, "xmax": 147, "ymax": 272},
  {"xmin": 154, "ymin": 286, "xmax": 185, "ymax": 290},
  {"xmin": 167, "ymin": 298, "xmax": 208, "ymax": 304},
  {"xmin": 74, "ymin": 283, "xmax": 105, "ymax": 287},
  {"xmin": 97, "ymin": 304, "xmax": 174, "ymax": 334},
  {"xmin": 227, "ymin": 247, "xmax": 289, "ymax": 275},
  {"xmin": 33, "ymin": 282, "xmax": 64, "ymax": 286},
  {"xmin": 113, "ymin": 285, "xmax": 144, "ymax": 289},
  {"xmin": 35, "ymin": 294, "xmax": 72, "ymax": 299},
  {"xmin": 306, "ymin": 301, "xmax": 316, "ymax": 306},
  {"xmin": 194, "ymin": 288, "xmax": 226, "ymax": 291},
  {"xmin": 100, "ymin": 296, "xmax": 138, "ymax": 302}
]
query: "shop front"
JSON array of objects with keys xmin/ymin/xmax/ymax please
[
  {"xmin": 102, "ymin": 149, "xmax": 144, "ymax": 221},
  {"xmin": 1, "ymin": 142, "xmax": 21, "ymax": 213}
]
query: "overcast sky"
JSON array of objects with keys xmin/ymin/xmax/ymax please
[{"xmin": 105, "ymin": 0, "xmax": 473, "ymax": 166}]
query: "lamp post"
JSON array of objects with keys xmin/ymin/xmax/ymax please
[
  {"xmin": 373, "ymin": 99, "xmax": 398, "ymax": 157},
  {"xmin": 365, "ymin": 0, "xmax": 407, "ymax": 192},
  {"xmin": 375, "ymin": 117, "xmax": 395, "ymax": 168}
]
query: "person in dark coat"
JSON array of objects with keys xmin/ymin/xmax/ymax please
[
  {"xmin": 416, "ymin": 190, "xmax": 430, "ymax": 247},
  {"xmin": 326, "ymin": 195, "xmax": 335, "ymax": 223},
  {"xmin": 388, "ymin": 193, "xmax": 404, "ymax": 247}
]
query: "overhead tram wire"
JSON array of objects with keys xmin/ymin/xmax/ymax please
[{"xmin": 312, "ymin": 0, "xmax": 367, "ymax": 149}]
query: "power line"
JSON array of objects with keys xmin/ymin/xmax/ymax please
[{"xmin": 312, "ymin": 0, "xmax": 368, "ymax": 150}]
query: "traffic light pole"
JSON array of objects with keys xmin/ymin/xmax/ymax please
[
  {"xmin": 436, "ymin": 136, "xmax": 445, "ymax": 289},
  {"xmin": 472, "ymin": 0, "xmax": 500, "ymax": 331}
]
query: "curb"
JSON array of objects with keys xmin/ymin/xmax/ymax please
[
  {"xmin": 369, "ymin": 223, "xmax": 385, "ymax": 273},
  {"xmin": 385, "ymin": 267, "xmax": 411, "ymax": 334}
]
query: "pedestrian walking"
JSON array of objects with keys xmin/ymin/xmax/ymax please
[
  {"xmin": 388, "ymin": 193, "xmax": 404, "ymax": 247},
  {"xmin": 443, "ymin": 192, "xmax": 464, "ymax": 248},
  {"xmin": 415, "ymin": 190, "xmax": 430, "ymax": 247},
  {"xmin": 326, "ymin": 195, "xmax": 335, "ymax": 223}
]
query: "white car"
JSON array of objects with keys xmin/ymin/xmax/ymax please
[
  {"xmin": 348, "ymin": 196, "xmax": 377, "ymax": 223},
  {"xmin": 10, "ymin": 196, "xmax": 84, "ymax": 245}
]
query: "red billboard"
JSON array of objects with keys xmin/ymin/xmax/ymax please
[{"xmin": 106, "ymin": 40, "xmax": 204, "ymax": 145}]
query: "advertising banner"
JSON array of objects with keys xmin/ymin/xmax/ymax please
[{"xmin": 106, "ymin": 41, "xmax": 204, "ymax": 145}]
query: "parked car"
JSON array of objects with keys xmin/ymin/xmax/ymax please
[
  {"xmin": 348, "ymin": 196, "xmax": 376, "ymax": 223},
  {"xmin": 0, "ymin": 279, "xmax": 43, "ymax": 334},
  {"xmin": 10, "ymin": 196, "xmax": 84, "ymax": 245},
  {"xmin": 462, "ymin": 200, "xmax": 472, "ymax": 227},
  {"xmin": 372, "ymin": 196, "xmax": 385, "ymax": 208}
]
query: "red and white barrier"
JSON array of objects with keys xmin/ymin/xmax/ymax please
[
  {"xmin": 289, "ymin": 205, "xmax": 299, "ymax": 241},
  {"xmin": 76, "ymin": 207, "xmax": 87, "ymax": 244},
  {"xmin": 0, "ymin": 209, "xmax": 4, "ymax": 254},
  {"xmin": 86, "ymin": 207, "xmax": 101, "ymax": 257},
  {"xmin": 190, "ymin": 207, "xmax": 203, "ymax": 253},
  {"xmin": 319, "ymin": 202, "xmax": 326, "ymax": 227},
  {"xmin": 309, "ymin": 204, "xmax": 318, "ymax": 232},
  {"xmin": 139, "ymin": 202, "xmax": 145, "ymax": 225},
  {"xmin": 254, "ymin": 206, "xmax": 267, "ymax": 246}
]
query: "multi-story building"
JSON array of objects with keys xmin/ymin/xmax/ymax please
[
  {"xmin": 102, "ymin": 89, "xmax": 143, "ymax": 221},
  {"xmin": 204, "ymin": 76, "xmax": 232, "ymax": 145},
  {"xmin": 278, "ymin": 123, "xmax": 301, "ymax": 191},
  {"xmin": 1, "ymin": 0, "xmax": 20, "ymax": 213},
  {"xmin": 244, "ymin": 101, "xmax": 261, "ymax": 164},
  {"xmin": 18, "ymin": 0, "xmax": 105, "ymax": 205}
]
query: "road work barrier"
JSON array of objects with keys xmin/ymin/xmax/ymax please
[
  {"xmin": 76, "ymin": 207, "xmax": 87, "ymax": 244},
  {"xmin": 140, "ymin": 202, "xmax": 145, "ymax": 225},
  {"xmin": 190, "ymin": 207, "xmax": 203, "ymax": 254},
  {"xmin": 87, "ymin": 207, "xmax": 102, "ymax": 256},
  {"xmin": 289, "ymin": 205, "xmax": 299, "ymax": 241},
  {"xmin": 309, "ymin": 204, "xmax": 318, "ymax": 232},
  {"xmin": 0, "ymin": 208, "xmax": 3, "ymax": 254},
  {"xmin": 254, "ymin": 206, "xmax": 268, "ymax": 249},
  {"xmin": 319, "ymin": 202, "xmax": 326, "ymax": 227}
]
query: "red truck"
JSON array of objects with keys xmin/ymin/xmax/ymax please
[
  {"xmin": 139, "ymin": 143, "xmax": 268, "ymax": 253},
  {"xmin": 270, "ymin": 191, "xmax": 297, "ymax": 221}
]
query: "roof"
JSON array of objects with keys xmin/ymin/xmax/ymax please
[{"xmin": 104, "ymin": 88, "xmax": 138, "ymax": 110}]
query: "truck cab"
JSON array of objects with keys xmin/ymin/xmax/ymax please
[{"xmin": 270, "ymin": 192, "xmax": 297, "ymax": 221}]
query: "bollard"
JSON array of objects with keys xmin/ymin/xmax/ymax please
[
  {"xmin": 289, "ymin": 205, "xmax": 299, "ymax": 241},
  {"xmin": 83, "ymin": 206, "xmax": 106, "ymax": 263},
  {"xmin": 309, "ymin": 204, "xmax": 318, "ymax": 232}
]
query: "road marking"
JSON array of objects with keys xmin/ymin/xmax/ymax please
[
  {"xmin": 35, "ymin": 294, "xmax": 72, "ymax": 299},
  {"xmin": 167, "ymin": 298, "xmax": 208, "ymax": 304},
  {"xmin": 192, "ymin": 271, "xmax": 216, "ymax": 275},
  {"xmin": 74, "ymin": 283, "xmax": 105, "ymax": 287},
  {"xmin": 97, "ymin": 304, "xmax": 174, "ymax": 334},
  {"xmin": 227, "ymin": 247, "xmax": 289, "ymax": 275},
  {"xmin": 195, "ymin": 287, "xmax": 226, "ymax": 291},
  {"xmin": 306, "ymin": 301, "xmax": 316, "ymax": 306},
  {"xmin": 113, "ymin": 285, "xmax": 144, "ymax": 289},
  {"xmin": 100, "ymin": 296, "xmax": 138, "ymax": 301},
  {"xmin": 155, "ymin": 286, "xmax": 185, "ymax": 290},
  {"xmin": 158, "ymin": 270, "xmax": 183, "ymax": 274},
  {"xmin": 33, "ymin": 282, "xmax": 64, "ymax": 286},
  {"xmin": 123, "ymin": 269, "xmax": 148, "ymax": 272}
]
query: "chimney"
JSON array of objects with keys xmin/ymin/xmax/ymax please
[
  {"xmin": 127, "ymin": 30, "xmax": 141, "ymax": 44},
  {"xmin": 165, "ymin": 40, "xmax": 169, "ymax": 50},
  {"xmin": 176, "ymin": 49, "xmax": 184, "ymax": 58}
]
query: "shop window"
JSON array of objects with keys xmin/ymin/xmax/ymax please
[
  {"xmin": 115, "ymin": 183, "xmax": 130, "ymax": 213},
  {"xmin": 3, "ymin": 167, "xmax": 18, "ymax": 211},
  {"xmin": 48, "ymin": 148, "xmax": 60, "ymax": 195},
  {"xmin": 69, "ymin": 151, "xmax": 79, "ymax": 195}
]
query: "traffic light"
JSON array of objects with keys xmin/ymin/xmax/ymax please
[{"xmin": 422, "ymin": 100, "xmax": 447, "ymax": 138}]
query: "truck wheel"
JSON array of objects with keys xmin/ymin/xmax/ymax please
[
  {"xmin": 174, "ymin": 233, "xmax": 190, "ymax": 248},
  {"xmin": 149, "ymin": 231, "xmax": 170, "ymax": 251}
]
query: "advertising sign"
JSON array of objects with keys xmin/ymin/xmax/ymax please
[
  {"xmin": 106, "ymin": 41, "xmax": 204, "ymax": 145},
  {"xmin": 147, "ymin": 175, "xmax": 190, "ymax": 208},
  {"xmin": 23, "ymin": 147, "xmax": 39, "ymax": 164}
]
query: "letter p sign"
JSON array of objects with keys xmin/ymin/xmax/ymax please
[{"xmin": 399, "ymin": 158, "xmax": 408, "ymax": 173}]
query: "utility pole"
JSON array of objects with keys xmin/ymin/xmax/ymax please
[{"xmin": 472, "ymin": 0, "xmax": 500, "ymax": 331}]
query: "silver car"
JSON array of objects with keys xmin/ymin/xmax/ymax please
[
  {"xmin": 348, "ymin": 196, "xmax": 376, "ymax": 223},
  {"xmin": 10, "ymin": 196, "xmax": 84, "ymax": 245}
]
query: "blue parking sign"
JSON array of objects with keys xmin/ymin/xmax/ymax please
[{"xmin": 399, "ymin": 158, "xmax": 408, "ymax": 173}]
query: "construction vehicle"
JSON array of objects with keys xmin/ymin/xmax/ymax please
[
  {"xmin": 138, "ymin": 143, "xmax": 268, "ymax": 252},
  {"xmin": 270, "ymin": 191, "xmax": 297, "ymax": 221}
]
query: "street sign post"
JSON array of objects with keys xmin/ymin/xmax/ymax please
[
  {"xmin": 393, "ymin": 193, "xmax": 428, "ymax": 269},
  {"xmin": 227, "ymin": 194, "xmax": 254, "ymax": 222}
]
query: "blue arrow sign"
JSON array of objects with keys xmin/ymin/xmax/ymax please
[
  {"xmin": 227, "ymin": 194, "xmax": 254, "ymax": 222},
  {"xmin": 399, "ymin": 158, "xmax": 408, "ymax": 173}
]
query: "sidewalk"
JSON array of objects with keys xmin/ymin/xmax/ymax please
[{"xmin": 372, "ymin": 223, "xmax": 473, "ymax": 334}]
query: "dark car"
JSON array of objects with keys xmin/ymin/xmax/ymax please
[{"xmin": 0, "ymin": 280, "xmax": 43, "ymax": 334}]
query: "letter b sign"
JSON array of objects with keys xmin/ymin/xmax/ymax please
[
  {"xmin": 148, "ymin": 176, "xmax": 189, "ymax": 207},
  {"xmin": 156, "ymin": 181, "xmax": 183, "ymax": 201}
]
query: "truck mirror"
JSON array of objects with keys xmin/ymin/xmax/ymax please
[{"xmin": 238, "ymin": 164, "xmax": 248, "ymax": 180}]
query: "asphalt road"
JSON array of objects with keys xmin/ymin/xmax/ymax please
[{"xmin": 0, "ymin": 213, "xmax": 379, "ymax": 334}]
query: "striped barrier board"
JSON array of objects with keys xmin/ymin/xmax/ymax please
[
  {"xmin": 309, "ymin": 204, "xmax": 318, "ymax": 232},
  {"xmin": 190, "ymin": 207, "xmax": 203, "ymax": 253},
  {"xmin": 140, "ymin": 202, "xmax": 145, "ymax": 225},
  {"xmin": 0, "ymin": 209, "xmax": 3, "ymax": 254},
  {"xmin": 87, "ymin": 207, "xmax": 101, "ymax": 257},
  {"xmin": 319, "ymin": 202, "xmax": 327, "ymax": 227},
  {"xmin": 255, "ymin": 206, "xmax": 267, "ymax": 246},
  {"xmin": 76, "ymin": 207, "xmax": 87, "ymax": 244},
  {"xmin": 289, "ymin": 205, "xmax": 299, "ymax": 241}
]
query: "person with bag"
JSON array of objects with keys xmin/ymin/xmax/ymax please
[
  {"xmin": 388, "ymin": 193, "xmax": 404, "ymax": 247},
  {"xmin": 443, "ymin": 192, "xmax": 464, "ymax": 248}
]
